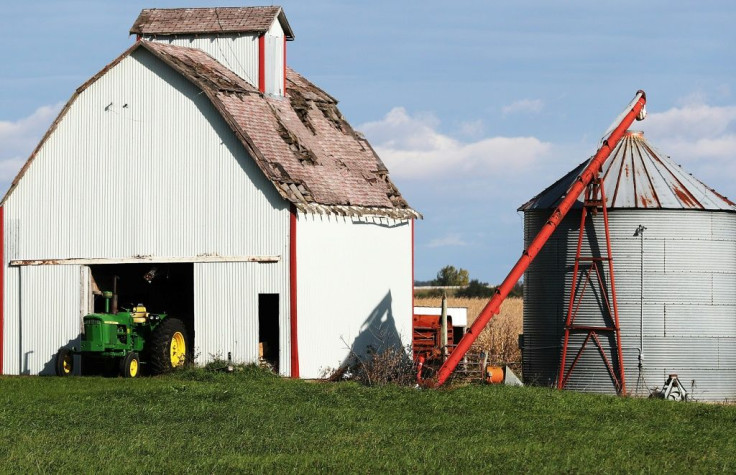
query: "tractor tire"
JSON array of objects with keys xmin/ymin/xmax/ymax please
[
  {"xmin": 149, "ymin": 318, "xmax": 188, "ymax": 375},
  {"xmin": 121, "ymin": 352, "xmax": 140, "ymax": 378},
  {"xmin": 55, "ymin": 348, "xmax": 74, "ymax": 376}
]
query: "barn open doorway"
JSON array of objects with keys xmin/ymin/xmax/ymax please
[
  {"xmin": 258, "ymin": 293, "xmax": 279, "ymax": 371},
  {"xmin": 87, "ymin": 263, "xmax": 195, "ymax": 350}
]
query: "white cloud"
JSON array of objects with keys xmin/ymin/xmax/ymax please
[
  {"xmin": 644, "ymin": 100, "xmax": 736, "ymax": 162},
  {"xmin": 502, "ymin": 98, "xmax": 544, "ymax": 116},
  {"xmin": 0, "ymin": 103, "xmax": 62, "ymax": 181},
  {"xmin": 427, "ymin": 233, "xmax": 467, "ymax": 248},
  {"xmin": 359, "ymin": 107, "xmax": 551, "ymax": 180},
  {"xmin": 456, "ymin": 119, "xmax": 485, "ymax": 138},
  {"xmin": 641, "ymin": 98, "xmax": 736, "ymax": 193},
  {"xmin": 658, "ymin": 134, "xmax": 736, "ymax": 161},
  {"xmin": 645, "ymin": 102, "xmax": 736, "ymax": 142}
]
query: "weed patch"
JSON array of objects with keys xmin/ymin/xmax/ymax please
[{"xmin": 332, "ymin": 345, "xmax": 416, "ymax": 386}]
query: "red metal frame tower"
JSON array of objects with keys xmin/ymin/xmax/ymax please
[{"xmin": 557, "ymin": 177, "xmax": 626, "ymax": 394}]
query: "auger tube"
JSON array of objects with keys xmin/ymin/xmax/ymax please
[{"xmin": 429, "ymin": 90, "xmax": 647, "ymax": 387}]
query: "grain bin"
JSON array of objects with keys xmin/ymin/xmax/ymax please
[{"xmin": 519, "ymin": 131, "xmax": 736, "ymax": 401}]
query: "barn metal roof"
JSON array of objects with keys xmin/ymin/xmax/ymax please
[
  {"xmin": 1, "ymin": 42, "xmax": 418, "ymax": 218},
  {"xmin": 130, "ymin": 6, "xmax": 295, "ymax": 40},
  {"xmin": 519, "ymin": 130, "xmax": 735, "ymax": 212}
]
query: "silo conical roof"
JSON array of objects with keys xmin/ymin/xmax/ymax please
[{"xmin": 519, "ymin": 130, "xmax": 736, "ymax": 212}]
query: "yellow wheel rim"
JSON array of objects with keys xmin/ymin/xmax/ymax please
[
  {"xmin": 170, "ymin": 332, "xmax": 186, "ymax": 367},
  {"xmin": 129, "ymin": 358, "xmax": 139, "ymax": 378},
  {"xmin": 62, "ymin": 354, "xmax": 73, "ymax": 375}
]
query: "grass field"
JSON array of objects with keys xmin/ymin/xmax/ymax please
[{"xmin": 2, "ymin": 367, "xmax": 736, "ymax": 472}]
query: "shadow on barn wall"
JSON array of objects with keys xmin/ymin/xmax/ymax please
[{"xmin": 339, "ymin": 290, "xmax": 405, "ymax": 369}]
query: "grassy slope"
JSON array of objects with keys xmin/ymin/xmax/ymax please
[{"xmin": 2, "ymin": 368, "xmax": 735, "ymax": 473}]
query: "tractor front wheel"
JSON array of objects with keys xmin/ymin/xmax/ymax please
[
  {"xmin": 149, "ymin": 318, "xmax": 188, "ymax": 374},
  {"xmin": 55, "ymin": 348, "xmax": 74, "ymax": 376},
  {"xmin": 121, "ymin": 352, "xmax": 140, "ymax": 378}
]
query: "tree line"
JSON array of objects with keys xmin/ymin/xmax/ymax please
[{"xmin": 415, "ymin": 265, "xmax": 523, "ymax": 298}]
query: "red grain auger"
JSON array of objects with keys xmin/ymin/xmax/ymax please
[{"xmin": 423, "ymin": 90, "xmax": 647, "ymax": 388}]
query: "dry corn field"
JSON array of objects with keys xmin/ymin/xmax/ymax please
[{"xmin": 414, "ymin": 297, "xmax": 523, "ymax": 367}]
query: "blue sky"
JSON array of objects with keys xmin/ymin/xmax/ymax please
[{"xmin": 1, "ymin": 1, "xmax": 735, "ymax": 283}]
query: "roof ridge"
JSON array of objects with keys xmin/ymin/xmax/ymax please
[{"xmin": 130, "ymin": 6, "xmax": 294, "ymax": 40}]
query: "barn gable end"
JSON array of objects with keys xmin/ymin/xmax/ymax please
[{"xmin": 2, "ymin": 45, "xmax": 293, "ymax": 375}]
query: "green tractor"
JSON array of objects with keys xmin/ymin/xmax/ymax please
[{"xmin": 55, "ymin": 287, "xmax": 188, "ymax": 378}]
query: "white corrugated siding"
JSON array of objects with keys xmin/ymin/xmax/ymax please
[
  {"xmin": 194, "ymin": 259, "xmax": 291, "ymax": 375},
  {"xmin": 3, "ymin": 265, "xmax": 82, "ymax": 375},
  {"xmin": 523, "ymin": 209, "xmax": 736, "ymax": 400},
  {"xmin": 296, "ymin": 213, "xmax": 413, "ymax": 378},
  {"xmin": 2, "ymin": 47, "xmax": 290, "ymax": 374},
  {"xmin": 152, "ymin": 34, "xmax": 260, "ymax": 90},
  {"xmin": 4, "ymin": 48, "xmax": 288, "ymax": 260}
]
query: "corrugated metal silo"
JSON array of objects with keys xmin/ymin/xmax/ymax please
[{"xmin": 520, "ymin": 131, "xmax": 736, "ymax": 401}]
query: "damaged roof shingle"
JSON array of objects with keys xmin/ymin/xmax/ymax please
[
  {"xmin": 144, "ymin": 42, "xmax": 255, "ymax": 93},
  {"xmin": 143, "ymin": 42, "xmax": 418, "ymax": 218}
]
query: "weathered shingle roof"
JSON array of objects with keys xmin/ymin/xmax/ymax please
[
  {"xmin": 143, "ymin": 42, "xmax": 415, "ymax": 217},
  {"xmin": 519, "ymin": 130, "xmax": 735, "ymax": 212},
  {"xmin": 2, "ymin": 41, "xmax": 417, "ymax": 218},
  {"xmin": 130, "ymin": 6, "xmax": 294, "ymax": 40}
]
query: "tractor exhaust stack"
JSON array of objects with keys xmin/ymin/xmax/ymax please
[{"xmin": 112, "ymin": 275, "xmax": 119, "ymax": 315}]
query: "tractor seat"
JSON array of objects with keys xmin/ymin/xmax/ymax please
[{"xmin": 132, "ymin": 305, "xmax": 149, "ymax": 323}]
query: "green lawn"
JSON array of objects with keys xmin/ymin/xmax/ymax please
[{"xmin": 1, "ymin": 367, "xmax": 735, "ymax": 473}]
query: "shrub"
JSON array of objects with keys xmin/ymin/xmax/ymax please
[
  {"xmin": 508, "ymin": 282, "xmax": 523, "ymax": 298},
  {"xmin": 332, "ymin": 345, "xmax": 416, "ymax": 387},
  {"xmin": 414, "ymin": 288, "xmax": 445, "ymax": 298},
  {"xmin": 456, "ymin": 279, "xmax": 494, "ymax": 298}
]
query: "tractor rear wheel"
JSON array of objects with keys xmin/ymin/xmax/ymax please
[
  {"xmin": 55, "ymin": 348, "xmax": 74, "ymax": 376},
  {"xmin": 149, "ymin": 318, "xmax": 188, "ymax": 374},
  {"xmin": 121, "ymin": 352, "xmax": 140, "ymax": 378}
]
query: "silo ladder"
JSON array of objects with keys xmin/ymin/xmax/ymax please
[{"xmin": 557, "ymin": 176, "xmax": 626, "ymax": 394}]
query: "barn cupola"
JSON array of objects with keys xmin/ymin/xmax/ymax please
[{"xmin": 130, "ymin": 6, "xmax": 295, "ymax": 97}]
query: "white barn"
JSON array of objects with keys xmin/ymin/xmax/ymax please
[{"xmin": 0, "ymin": 7, "xmax": 419, "ymax": 378}]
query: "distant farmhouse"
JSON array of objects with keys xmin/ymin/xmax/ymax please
[{"xmin": 0, "ymin": 6, "xmax": 418, "ymax": 377}]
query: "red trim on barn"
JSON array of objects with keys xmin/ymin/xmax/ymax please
[
  {"xmin": 289, "ymin": 206, "xmax": 299, "ymax": 378},
  {"xmin": 411, "ymin": 219, "xmax": 415, "ymax": 316},
  {"xmin": 0, "ymin": 206, "xmax": 4, "ymax": 374},
  {"xmin": 258, "ymin": 35, "xmax": 266, "ymax": 93}
]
